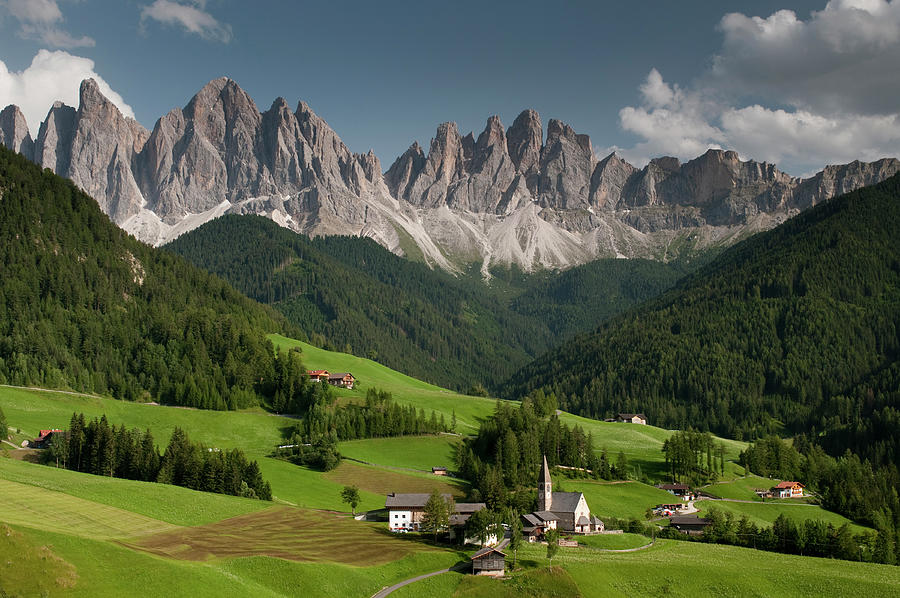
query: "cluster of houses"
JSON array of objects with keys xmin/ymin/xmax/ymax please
[
  {"xmin": 385, "ymin": 455, "xmax": 608, "ymax": 576},
  {"xmin": 306, "ymin": 370, "xmax": 356, "ymax": 389}
]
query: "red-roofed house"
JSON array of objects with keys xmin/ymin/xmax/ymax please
[
  {"xmin": 31, "ymin": 429, "xmax": 62, "ymax": 449},
  {"xmin": 772, "ymin": 481, "xmax": 805, "ymax": 498},
  {"xmin": 307, "ymin": 370, "xmax": 330, "ymax": 382}
]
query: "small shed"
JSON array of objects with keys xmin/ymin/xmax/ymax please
[
  {"xmin": 471, "ymin": 546, "xmax": 506, "ymax": 576},
  {"xmin": 617, "ymin": 413, "xmax": 647, "ymax": 425},
  {"xmin": 431, "ymin": 466, "xmax": 448, "ymax": 476}
]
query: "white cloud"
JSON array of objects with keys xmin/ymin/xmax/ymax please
[
  {"xmin": 140, "ymin": 0, "xmax": 232, "ymax": 43},
  {"xmin": 612, "ymin": 1, "xmax": 900, "ymax": 175},
  {"xmin": 713, "ymin": 0, "xmax": 900, "ymax": 115},
  {"xmin": 0, "ymin": 50, "xmax": 135, "ymax": 135},
  {"xmin": 2, "ymin": 0, "xmax": 96, "ymax": 48}
]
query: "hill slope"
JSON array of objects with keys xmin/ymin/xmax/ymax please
[
  {"xmin": 0, "ymin": 144, "xmax": 295, "ymax": 408},
  {"xmin": 507, "ymin": 174, "xmax": 900, "ymax": 460},
  {"xmin": 166, "ymin": 215, "xmax": 689, "ymax": 391}
]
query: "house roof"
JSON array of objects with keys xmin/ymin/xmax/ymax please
[
  {"xmin": 471, "ymin": 546, "xmax": 507, "ymax": 560},
  {"xmin": 36, "ymin": 429, "xmax": 61, "ymax": 441},
  {"xmin": 522, "ymin": 514, "xmax": 542, "ymax": 527},
  {"xmin": 590, "ymin": 515, "xmax": 603, "ymax": 525},
  {"xmin": 773, "ymin": 481, "xmax": 804, "ymax": 489},
  {"xmin": 534, "ymin": 510, "xmax": 558, "ymax": 522},
  {"xmin": 455, "ymin": 502, "xmax": 486, "ymax": 513},
  {"xmin": 659, "ymin": 483, "xmax": 690, "ymax": 491},
  {"xmin": 307, "ymin": 370, "xmax": 329, "ymax": 376},
  {"xmin": 670, "ymin": 515, "xmax": 711, "ymax": 526},
  {"xmin": 432, "ymin": 466, "xmax": 447, "ymax": 472},
  {"xmin": 618, "ymin": 413, "xmax": 647, "ymax": 419},
  {"xmin": 328, "ymin": 372, "xmax": 353, "ymax": 379},
  {"xmin": 539, "ymin": 455, "xmax": 552, "ymax": 485},
  {"xmin": 550, "ymin": 491, "xmax": 584, "ymax": 514},
  {"xmin": 576, "ymin": 515, "xmax": 591, "ymax": 526},
  {"xmin": 385, "ymin": 493, "xmax": 450, "ymax": 508}
]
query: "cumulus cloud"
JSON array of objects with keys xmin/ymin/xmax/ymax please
[
  {"xmin": 713, "ymin": 0, "xmax": 900, "ymax": 115},
  {"xmin": 613, "ymin": 1, "xmax": 900, "ymax": 175},
  {"xmin": 140, "ymin": 0, "xmax": 232, "ymax": 43},
  {"xmin": 0, "ymin": 50, "xmax": 135, "ymax": 134},
  {"xmin": 3, "ymin": 0, "xmax": 96, "ymax": 48}
]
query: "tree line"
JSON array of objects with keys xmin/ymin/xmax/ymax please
[
  {"xmin": 658, "ymin": 509, "xmax": 896, "ymax": 566},
  {"xmin": 739, "ymin": 435, "xmax": 899, "ymax": 561},
  {"xmin": 47, "ymin": 413, "xmax": 271, "ymax": 500},
  {"xmin": 275, "ymin": 388, "xmax": 450, "ymax": 471},
  {"xmin": 455, "ymin": 394, "xmax": 628, "ymax": 511}
]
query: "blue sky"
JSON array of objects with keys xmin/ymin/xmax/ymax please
[{"xmin": 1, "ymin": 0, "xmax": 898, "ymax": 176}]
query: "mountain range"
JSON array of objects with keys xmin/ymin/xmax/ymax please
[{"xmin": 2, "ymin": 77, "xmax": 898, "ymax": 272}]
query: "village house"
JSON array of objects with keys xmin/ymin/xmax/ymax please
[
  {"xmin": 657, "ymin": 483, "xmax": 694, "ymax": 500},
  {"xmin": 669, "ymin": 515, "xmax": 711, "ymax": 535},
  {"xmin": 431, "ymin": 467, "xmax": 448, "ymax": 476},
  {"xmin": 385, "ymin": 492, "xmax": 486, "ymax": 534},
  {"xmin": 307, "ymin": 370, "xmax": 330, "ymax": 383},
  {"xmin": 30, "ymin": 429, "xmax": 62, "ymax": 449},
  {"xmin": 617, "ymin": 413, "xmax": 648, "ymax": 425},
  {"xmin": 471, "ymin": 546, "xmax": 506, "ymax": 576},
  {"xmin": 772, "ymin": 481, "xmax": 805, "ymax": 498},
  {"xmin": 327, "ymin": 372, "xmax": 355, "ymax": 389},
  {"xmin": 521, "ymin": 456, "xmax": 604, "ymax": 538}
]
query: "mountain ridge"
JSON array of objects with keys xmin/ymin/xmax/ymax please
[{"xmin": 3, "ymin": 77, "xmax": 898, "ymax": 272}]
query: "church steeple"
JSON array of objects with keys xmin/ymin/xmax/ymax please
[{"xmin": 538, "ymin": 455, "xmax": 553, "ymax": 511}]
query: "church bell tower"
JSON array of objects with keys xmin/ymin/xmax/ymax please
[{"xmin": 538, "ymin": 455, "xmax": 553, "ymax": 511}]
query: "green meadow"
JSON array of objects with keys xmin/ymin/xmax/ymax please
[
  {"xmin": 561, "ymin": 479, "xmax": 679, "ymax": 520},
  {"xmin": 391, "ymin": 540, "xmax": 900, "ymax": 597},
  {"xmin": 693, "ymin": 498, "xmax": 868, "ymax": 533},
  {"xmin": 338, "ymin": 435, "xmax": 459, "ymax": 471},
  {"xmin": 701, "ymin": 475, "xmax": 783, "ymax": 500}
]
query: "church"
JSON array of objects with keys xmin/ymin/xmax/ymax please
[{"xmin": 521, "ymin": 455, "xmax": 604, "ymax": 538}]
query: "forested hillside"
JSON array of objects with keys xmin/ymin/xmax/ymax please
[
  {"xmin": 0, "ymin": 145, "xmax": 300, "ymax": 409},
  {"xmin": 508, "ymin": 173, "xmax": 900, "ymax": 468},
  {"xmin": 167, "ymin": 215, "xmax": 690, "ymax": 391}
]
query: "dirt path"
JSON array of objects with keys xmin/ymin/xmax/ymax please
[
  {"xmin": 371, "ymin": 539, "xmax": 509, "ymax": 598},
  {"xmin": 0, "ymin": 384, "xmax": 99, "ymax": 399}
]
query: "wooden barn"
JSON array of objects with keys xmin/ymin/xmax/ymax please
[{"xmin": 471, "ymin": 546, "xmax": 506, "ymax": 576}]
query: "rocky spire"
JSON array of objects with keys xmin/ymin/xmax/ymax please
[
  {"xmin": 506, "ymin": 109, "xmax": 542, "ymax": 192},
  {"xmin": 0, "ymin": 105, "xmax": 34, "ymax": 161},
  {"xmin": 538, "ymin": 119, "xmax": 595, "ymax": 209}
]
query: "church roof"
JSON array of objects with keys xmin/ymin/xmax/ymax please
[
  {"xmin": 550, "ymin": 491, "xmax": 584, "ymax": 514},
  {"xmin": 539, "ymin": 455, "xmax": 552, "ymax": 484}
]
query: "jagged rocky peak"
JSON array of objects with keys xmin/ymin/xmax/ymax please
[
  {"xmin": 506, "ymin": 109, "xmax": 542, "ymax": 181},
  {"xmin": 384, "ymin": 141, "xmax": 426, "ymax": 200},
  {"xmin": 590, "ymin": 152, "xmax": 637, "ymax": 210},
  {"xmin": 538, "ymin": 118, "xmax": 595, "ymax": 209},
  {"xmin": 0, "ymin": 105, "xmax": 34, "ymax": 160}
]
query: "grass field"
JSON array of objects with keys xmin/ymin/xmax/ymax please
[
  {"xmin": 694, "ymin": 499, "xmax": 869, "ymax": 533},
  {"xmin": 0, "ymin": 477, "xmax": 179, "ymax": 538},
  {"xmin": 573, "ymin": 532, "xmax": 651, "ymax": 550},
  {"xmin": 269, "ymin": 335, "xmax": 499, "ymax": 432},
  {"xmin": 0, "ymin": 524, "xmax": 77, "ymax": 597},
  {"xmin": 338, "ymin": 435, "xmax": 459, "ymax": 471},
  {"xmin": 324, "ymin": 460, "xmax": 468, "ymax": 498},
  {"xmin": 561, "ymin": 478, "xmax": 678, "ymax": 520},
  {"xmin": 701, "ymin": 475, "xmax": 782, "ymax": 500},
  {"xmin": 125, "ymin": 506, "xmax": 444, "ymax": 566},
  {"xmin": 0, "ymin": 457, "xmax": 268, "ymax": 526}
]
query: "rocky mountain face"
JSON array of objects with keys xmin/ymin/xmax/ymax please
[{"xmin": 3, "ymin": 78, "xmax": 899, "ymax": 273}]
